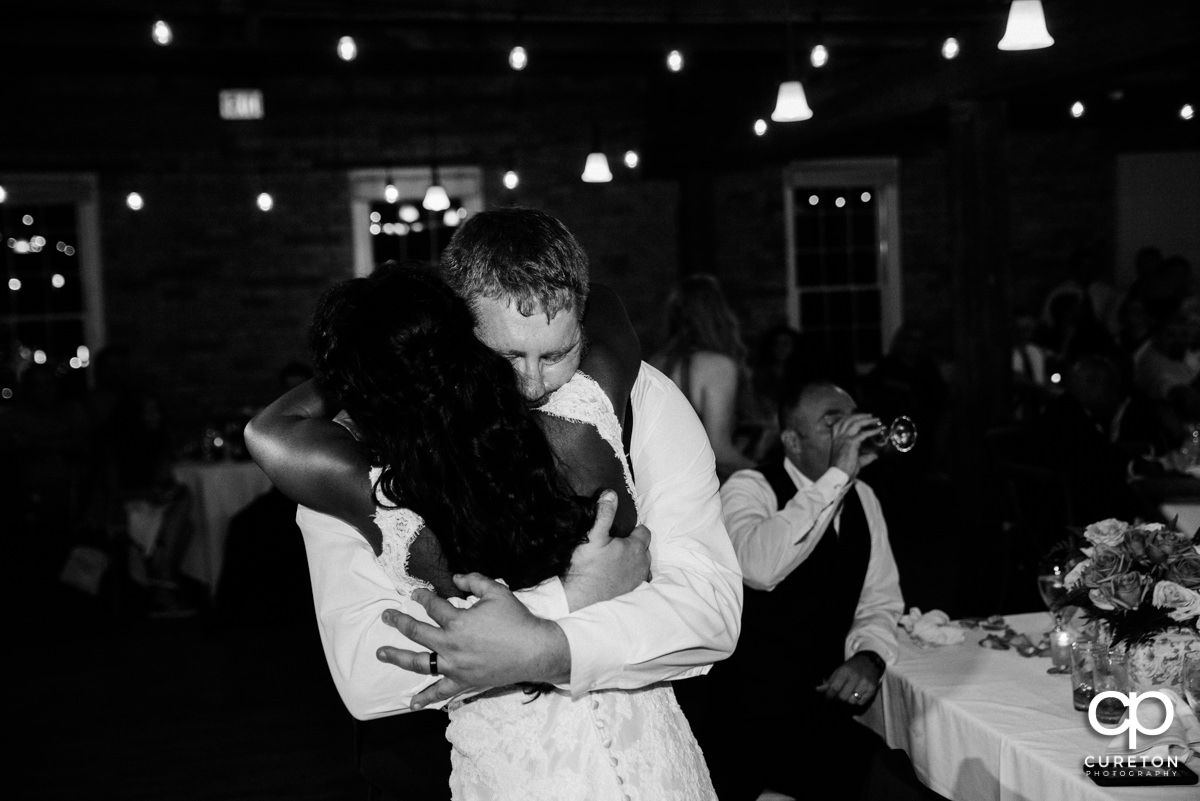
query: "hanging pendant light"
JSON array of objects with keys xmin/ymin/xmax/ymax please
[
  {"xmin": 770, "ymin": 15, "xmax": 813, "ymax": 122},
  {"xmin": 772, "ymin": 80, "xmax": 814, "ymax": 122},
  {"xmin": 423, "ymin": 166, "xmax": 451, "ymax": 211},
  {"xmin": 581, "ymin": 152, "xmax": 613, "ymax": 183},
  {"xmin": 581, "ymin": 121, "xmax": 612, "ymax": 183},
  {"xmin": 998, "ymin": 0, "xmax": 1055, "ymax": 51}
]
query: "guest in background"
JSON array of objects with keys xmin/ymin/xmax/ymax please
[
  {"xmin": 649, "ymin": 273, "xmax": 755, "ymax": 481},
  {"xmin": 740, "ymin": 324, "xmax": 804, "ymax": 463},
  {"xmin": 1010, "ymin": 305, "xmax": 1054, "ymax": 422},
  {"xmin": 1031, "ymin": 353, "xmax": 1175, "ymax": 528},
  {"xmin": 1134, "ymin": 299, "xmax": 1200, "ymax": 443},
  {"xmin": 109, "ymin": 390, "xmax": 197, "ymax": 615},
  {"xmin": 677, "ymin": 379, "xmax": 903, "ymax": 801}
]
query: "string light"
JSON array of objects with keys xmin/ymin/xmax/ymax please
[
  {"xmin": 0, "ymin": 185, "xmax": 6, "ymax": 203},
  {"xmin": 667, "ymin": 49, "xmax": 684, "ymax": 72},
  {"xmin": 384, "ymin": 175, "xmax": 399, "ymax": 203},
  {"xmin": 1070, "ymin": 101, "xmax": 1085, "ymax": 118},
  {"xmin": 152, "ymin": 19, "xmax": 173, "ymax": 46},
  {"xmin": 256, "ymin": 192, "xmax": 274, "ymax": 212},
  {"xmin": 623, "ymin": 150, "xmax": 639, "ymax": 169},
  {"xmin": 509, "ymin": 46, "xmax": 528, "ymax": 71},
  {"xmin": 126, "ymin": 192, "xmax": 144, "ymax": 210},
  {"xmin": 1181, "ymin": 104, "xmax": 1195, "ymax": 121},
  {"xmin": 754, "ymin": 119, "xmax": 768, "ymax": 136},
  {"xmin": 809, "ymin": 44, "xmax": 829, "ymax": 68},
  {"xmin": 337, "ymin": 36, "xmax": 358, "ymax": 62},
  {"xmin": 503, "ymin": 170, "xmax": 520, "ymax": 190},
  {"xmin": 941, "ymin": 37, "xmax": 960, "ymax": 60},
  {"xmin": 399, "ymin": 204, "xmax": 420, "ymax": 223}
]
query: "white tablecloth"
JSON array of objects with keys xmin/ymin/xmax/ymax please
[
  {"xmin": 173, "ymin": 459, "xmax": 273, "ymax": 596},
  {"xmin": 860, "ymin": 611, "xmax": 1197, "ymax": 801}
]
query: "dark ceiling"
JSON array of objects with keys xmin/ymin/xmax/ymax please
[{"xmin": 9, "ymin": 1, "xmax": 1198, "ymax": 168}]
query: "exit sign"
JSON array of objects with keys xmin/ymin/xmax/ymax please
[{"xmin": 219, "ymin": 89, "xmax": 264, "ymax": 120}]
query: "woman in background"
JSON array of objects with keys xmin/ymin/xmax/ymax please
[{"xmin": 649, "ymin": 273, "xmax": 754, "ymax": 481}]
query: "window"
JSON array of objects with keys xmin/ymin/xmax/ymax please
[
  {"xmin": 348, "ymin": 167, "xmax": 484, "ymax": 277},
  {"xmin": 1, "ymin": 174, "xmax": 104, "ymax": 399},
  {"xmin": 783, "ymin": 159, "xmax": 901, "ymax": 371}
]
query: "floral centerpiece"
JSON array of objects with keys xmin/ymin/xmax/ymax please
[
  {"xmin": 1053, "ymin": 518, "xmax": 1200, "ymax": 689},
  {"xmin": 1057, "ymin": 518, "xmax": 1200, "ymax": 643}
]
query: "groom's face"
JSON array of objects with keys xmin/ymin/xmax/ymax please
[{"xmin": 473, "ymin": 294, "xmax": 584, "ymax": 407}]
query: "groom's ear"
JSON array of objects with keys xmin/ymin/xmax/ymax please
[{"xmin": 780, "ymin": 429, "xmax": 801, "ymax": 454}]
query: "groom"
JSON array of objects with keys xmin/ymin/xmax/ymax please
[{"xmin": 297, "ymin": 208, "xmax": 743, "ymax": 788}]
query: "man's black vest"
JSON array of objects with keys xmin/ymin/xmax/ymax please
[{"xmin": 736, "ymin": 459, "xmax": 873, "ymax": 689}]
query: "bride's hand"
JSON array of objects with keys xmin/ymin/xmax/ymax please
[{"xmin": 563, "ymin": 491, "xmax": 652, "ymax": 612}]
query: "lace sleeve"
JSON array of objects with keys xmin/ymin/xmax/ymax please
[{"xmin": 369, "ymin": 467, "xmax": 434, "ymax": 596}]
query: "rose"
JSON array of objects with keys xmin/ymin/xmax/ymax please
[
  {"xmin": 1151, "ymin": 581, "xmax": 1200, "ymax": 623},
  {"xmin": 1083, "ymin": 518, "xmax": 1131, "ymax": 548},
  {"xmin": 1090, "ymin": 571, "xmax": 1152, "ymax": 611},
  {"xmin": 1165, "ymin": 551, "xmax": 1200, "ymax": 590},
  {"xmin": 1143, "ymin": 528, "xmax": 1192, "ymax": 565},
  {"xmin": 1081, "ymin": 546, "xmax": 1131, "ymax": 589}
]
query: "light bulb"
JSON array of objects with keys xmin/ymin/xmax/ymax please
[
  {"xmin": 503, "ymin": 170, "xmax": 519, "ymax": 190},
  {"xmin": 443, "ymin": 209, "xmax": 461, "ymax": 227},
  {"xmin": 754, "ymin": 119, "xmax": 768, "ymax": 136},
  {"xmin": 0, "ymin": 185, "xmax": 7, "ymax": 203},
  {"xmin": 509, "ymin": 46, "xmax": 528, "ymax": 71},
  {"xmin": 337, "ymin": 36, "xmax": 358, "ymax": 62},
  {"xmin": 257, "ymin": 192, "xmax": 274, "ymax": 212},
  {"xmin": 1181, "ymin": 104, "xmax": 1194, "ymax": 121},
  {"xmin": 667, "ymin": 49, "xmax": 684, "ymax": 72},
  {"xmin": 810, "ymin": 44, "xmax": 829, "ymax": 68},
  {"xmin": 399, "ymin": 204, "xmax": 420, "ymax": 223},
  {"xmin": 126, "ymin": 192, "xmax": 144, "ymax": 211},
  {"xmin": 942, "ymin": 37, "xmax": 960, "ymax": 60},
  {"xmin": 152, "ymin": 19, "xmax": 173, "ymax": 46},
  {"xmin": 1070, "ymin": 101, "xmax": 1085, "ymax": 118},
  {"xmin": 52, "ymin": 274, "xmax": 66, "ymax": 288},
  {"xmin": 623, "ymin": 150, "xmax": 639, "ymax": 169},
  {"xmin": 384, "ymin": 182, "xmax": 399, "ymax": 203}
]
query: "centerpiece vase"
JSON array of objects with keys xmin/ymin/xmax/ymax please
[{"xmin": 1122, "ymin": 626, "xmax": 1200, "ymax": 693}]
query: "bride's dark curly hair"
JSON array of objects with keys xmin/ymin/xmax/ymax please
[{"xmin": 308, "ymin": 262, "xmax": 591, "ymax": 591}]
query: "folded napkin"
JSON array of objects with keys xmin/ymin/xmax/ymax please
[
  {"xmin": 899, "ymin": 607, "xmax": 966, "ymax": 647},
  {"xmin": 1106, "ymin": 688, "xmax": 1200, "ymax": 762}
]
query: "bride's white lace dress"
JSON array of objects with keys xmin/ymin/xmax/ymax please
[{"xmin": 370, "ymin": 371, "xmax": 716, "ymax": 801}]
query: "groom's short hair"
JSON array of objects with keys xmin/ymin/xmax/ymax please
[{"xmin": 441, "ymin": 207, "xmax": 590, "ymax": 321}]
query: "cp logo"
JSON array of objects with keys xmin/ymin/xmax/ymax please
[{"xmin": 1088, "ymin": 690, "xmax": 1175, "ymax": 749}]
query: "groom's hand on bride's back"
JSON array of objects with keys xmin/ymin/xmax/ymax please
[
  {"xmin": 374, "ymin": 488, "xmax": 643, "ymax": 709},
  {"xmin": 564, "ymin": 489, "xmax": 651, "ymax": 612}
]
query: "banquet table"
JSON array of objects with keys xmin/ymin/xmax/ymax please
[
  {"xmin": 860, "ymin": 611, "xmax": 1197, "ymax": 801},
  {"xmin": 173, "ymin": 459, "xmax": 273, "ymax": 597}
]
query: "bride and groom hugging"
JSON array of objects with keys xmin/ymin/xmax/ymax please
[{"xmin": 246, "ymin": 207, "xmax": 744, "ymax": 800}]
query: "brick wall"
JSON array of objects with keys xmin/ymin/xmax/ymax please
[{"xmin": 2, "ymin": 67, "xmax": 1154, "ymax": 441}]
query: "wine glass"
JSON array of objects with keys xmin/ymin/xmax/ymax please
[
  {"xmin": 868, "ymin": 415, "xmax": 918, "ymax": 453},
  {"xmin": 1036, "ymin": 560, "xmax": 1074, "ymax": 674}
]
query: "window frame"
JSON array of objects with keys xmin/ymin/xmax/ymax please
[{"xmin": 782, "ymin": 158, "xmax": 902, "ymax": 371}]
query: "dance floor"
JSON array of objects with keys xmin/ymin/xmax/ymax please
[{"xmin": 18, "ymin": 584, "xmax": 372, "ymax": 801}]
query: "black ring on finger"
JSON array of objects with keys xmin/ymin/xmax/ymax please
[{"xmin": 429, "ymin": 651, "xmax": 439, "ymax": 676}]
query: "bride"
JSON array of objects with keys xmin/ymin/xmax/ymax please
[{"xmin": 246, "ymin": 262, "xmax": 715, "ymax": 800}]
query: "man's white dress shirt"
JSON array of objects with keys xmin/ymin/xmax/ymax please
[{"xmin": 719, "ymin": 457, "xmax": 902, "ymax": 665}]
